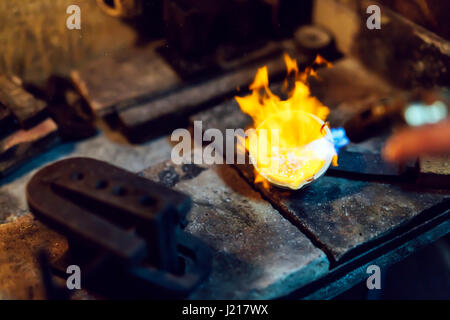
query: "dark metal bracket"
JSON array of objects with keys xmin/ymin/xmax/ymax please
[{"xmin": 27, "ymin": 157, "xmax": 211, "ymax": 299}]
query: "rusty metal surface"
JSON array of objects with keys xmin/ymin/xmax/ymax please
[
  {"xmin": 0, "ymin": 104, "xmax": 17, "ymax": 138},
  {"xmin": 356, "ymin": 0, "xmax": 450, "ymax": 88},
  {"xmin": 236, "ymin": 162, "xmax": 449, "ymax": 263},
  {"xmin": 142, "ymin": 161, "xmax": 329, "ymax": 299},
  {"xmin": 0, "ymin": 75, "xmax": 47, "ymax": 129},
  {"xmin": 418, "ymin": 155, "xmax": 450, "ymax": 189},
  {"xmin": 0, "ymin": 118, "xmax": 60, "ymax": 179},
  {"xmin": 379, "ymin": 0, "xmax": 450, "ymax": 40},
  {"xmin": 296, "ymin": 217, "xmax": 450, "ymax": 299},
  {"xmin": 0, "ymin": 214, "xmax": 68, "ymax": 299},
  {"xmin": 71, "ymin": 44, "xmax": 181, "ymax": 116}
]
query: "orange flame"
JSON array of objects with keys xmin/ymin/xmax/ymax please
[{"xmin": 235, "ymin": 54, "xmax": 337, "ymax": 190}]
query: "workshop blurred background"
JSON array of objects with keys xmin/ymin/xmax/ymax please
[
  {"xmin": 1, "ymin": 0, "xmax": 449, "ymax": 86},
  {"xmin": 0, "ymin": 0, "xmax": 449, "ymax": 299}
]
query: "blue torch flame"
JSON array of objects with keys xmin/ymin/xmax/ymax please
[{"xmin": 331, "ymin": 127, "xmax": 350, "ymax": 154}]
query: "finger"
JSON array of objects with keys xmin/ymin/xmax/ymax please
[{"xmin": 383, "ymin": 118, "xmax": 450, "ymax": 163}]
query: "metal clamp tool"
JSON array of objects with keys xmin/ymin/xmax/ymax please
[{"xmin": 27, "ymin": 157, "xmax": 211, "ymax": 299}]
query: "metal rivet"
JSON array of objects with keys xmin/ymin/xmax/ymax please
[
  {"xmin": 112, "ymin": 186, "xmax": 126, "ymax": 196},
  {"xmin": 140, "ymin": 195, "xmax": 155, "ymax": 206},
  {"xmin": 95, "ymin": 180, "xmax": 108, "ymax": 189},
  {"xmin": 71, "ymin": 172, "xmax": 84, "ymax": 181}
]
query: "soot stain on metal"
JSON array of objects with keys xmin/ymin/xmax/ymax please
[
  {"xmin": 181, "ymin": 164, "xmax": 207, "ymax": 181},
  {"xmin": 158, "ymin": 166, "xmax": 180, "ymax": 188}
]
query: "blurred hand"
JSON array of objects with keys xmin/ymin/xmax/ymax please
[{"xmin": 383, "ymin": 118, "xmax": 450, "ymax": 163}]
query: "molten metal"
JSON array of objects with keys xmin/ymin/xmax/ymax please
[{"xmin": 235, "ymin": 54, "xmax": 337, "ymax": 190}]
